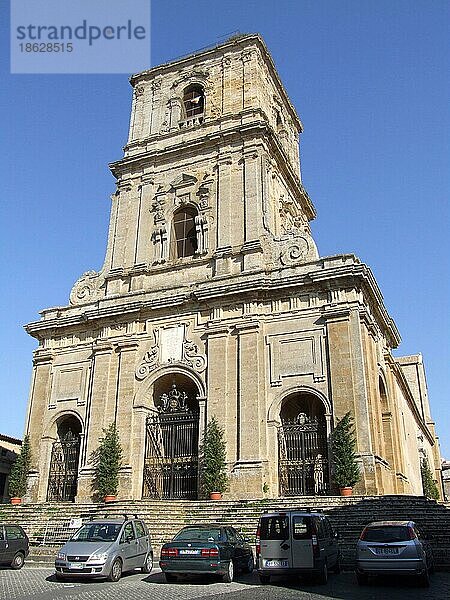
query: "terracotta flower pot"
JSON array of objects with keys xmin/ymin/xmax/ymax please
[
  {"xmin": 339, "ymin": 487, "xmax": 353, "ymax": 497},
  {"xmin": 104, "ymin": 494, "xmax": 116, "ymax": 503},
  {"xmin": 209, "ymin": 492, "xmax": 222, "ymax": 500},
  {"xmin": 10, "ymin": 497, "xmax": 22, "ymax": 505}
]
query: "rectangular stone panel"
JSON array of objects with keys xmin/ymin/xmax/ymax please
[
  {"xmin": 266, "ymin": 328, "xmax": 325, "ymax": 386},
  {"xmin": 50, "ymin": 363, "xmax": 89, "ymax": 406}
]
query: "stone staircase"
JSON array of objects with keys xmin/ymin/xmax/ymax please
[{"xmin": 1, "ymin": 496, "xmax": 449, "ymax": 569}]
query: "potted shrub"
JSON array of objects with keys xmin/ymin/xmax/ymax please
[
  {"xmin": 93, "ymin": 423, "xmax": 123, "ymax": 502},
  {"xmin": 420, "ymin": 457, "xmax": 440, "ymax": 500},
  {"xmin": 330, "ymin": 412, "xmax": 360, "ymax": 496},
  {"xmin": 201, "ymin": 416, "xmax": 229, "ymax": 500},
  {"xmin": 8, "ymin": 435, "xmax": 32, "ymax": 504}
]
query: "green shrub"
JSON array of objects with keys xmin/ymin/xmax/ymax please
[
  {"xmin": 8, "ymin": 435, "xmax": 32, "ymax": 498},
  {"xmin": 93, "ymin": 423, "xmax": 123, "ymax": 499},
  {"xmin": 200, "ymin": 416, "xmax": 229, "ymax": 495},
  {"xmin": 330, "ymin": 412, "xmax": 361, "ymax": 489},
  {"xmin": 421, "ymin": 457, "xmax": 440, "ymax": 500}
]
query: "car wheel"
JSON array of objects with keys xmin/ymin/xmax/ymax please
[
  {"xmin": 165, "ymin": 573, "xmax": 177, "ymax": 583},
  {"xmin": 142, "ymin": 552, "xmax": 153, "ymax": 574},
  {"xmin": 11, "ymin": 552, "xmax": 25, "ymax": 570},
  {"xmin": 222, "ymin": 560, "xmax": 234, "ymax": 583},
  {"xmin": 318, "ymin": 561, "xmax": 328, "ymax": 584},
  {"xmin": 418, "ymin": 568, "xmax": 430, "ymax": 587},
  {"xmin": 243, "ymin": 554, "xmax": 254, "ymax": 574},
  {"xmin": 107, "ymin": 558, "xmax": 122, "ymax": 582},
  {"xmin": 356, "ymin": 572, "xmax": 368, "ymax": 585},
  {"xmin": 259, "ymin": 573, "xmax": 270, "ymax": 584},
  {"xmin": 332, "ymin": 556, "xmax": 341, "ymax": 574}
]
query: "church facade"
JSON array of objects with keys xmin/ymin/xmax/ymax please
[{"xmin": 24, "ymin": 34, "xmax": 442, "ymax": 502}]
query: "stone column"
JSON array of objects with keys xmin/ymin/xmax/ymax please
[
  {"xmin": 77, "ymin": 341, "xmax": 114, "ymax": 501},
  {"xmin": 135, "ymin": 178, "xmax": 154, "ymax": 266},
  {"xmin": 241, "ymin": 148, "xmax": 264, "ymax": 270},
  {"xmin": 111, "ymin": 182, "xmax": 132, "ymax": 270},
  {"xmin": 26, "ymin": 349, "xmax": 54, "ymax": 502},
  {"xmin": 324, "ymin": 308, "xmax": 377, "ymax": 494},
  {"xmin": 114, "ymin": 340, "xmax": 139, "ymax": 498},
  {"xmin": 231, "ymin": 321, "xmax": 264, "ymax": 497},
  {"xmin": 214, "ymin": 154, "xmax": 233, "ymax": 275}
]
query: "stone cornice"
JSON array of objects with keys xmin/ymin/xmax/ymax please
[
  {"xmin": 25, "ymin": 255, "xmax": 401, "ymax": 349},
  {"xmin": 111, "ymin": 117, "xmax": 315, "ymax": 222}
]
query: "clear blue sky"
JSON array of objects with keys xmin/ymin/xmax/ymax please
[{"xmin": 1, "ymin": 1, "xmax": 449, "ymax": 457}]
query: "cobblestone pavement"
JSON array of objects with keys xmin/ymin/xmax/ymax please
[{"xmin": 1, "ymin": 567, "xmax": 449, "ymax": 600}]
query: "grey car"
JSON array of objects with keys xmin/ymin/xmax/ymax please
[
  {"xmin": 55, "ymin": 516, "xmax": 153, "ymax": 581},
  {"xmin": 0, "ymin": 524, "xmax": 29, "ymax": 569},
  {"xmin": 356, "ymin": 520, "xmax": 434, "ymax": 587}
]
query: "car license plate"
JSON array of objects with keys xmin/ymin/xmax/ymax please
[
  {"xmin": 68, "ymin": 562, "xmax": 85, "ymax": 568},
  {"xmin": 375, "ymin": 547, "xmax": 399, "ymax": 555},
  {"xmin": 179, "ymin": 549, "xmax": 200, "ymax": 555},
  {"xmin": 265, "ymin": 559, "xmax": 289, "ymax": 568}
]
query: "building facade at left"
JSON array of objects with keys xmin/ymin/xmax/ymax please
[{"xmin": 0, "ymin": 434, "xmax": 22, "ymax": 503}]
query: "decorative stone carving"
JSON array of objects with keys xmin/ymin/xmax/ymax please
[
  {"xmin": 135, "ymin": 335, "xmax": 159, "ymax": 380},
  {"xmin": 280, "ymin": 237, "xmax": 309, "ymax": 265},
  {"xmin": 182, "ymin": 339, "xmax": 207, "ymax": 372},
  {"xmin": 135, "ymin": 327, "xmax": 207, "ymax": 381},
  {"xmin": 151, "ymin": 193, "xmax": 166, "ymax": 224},
  {"xmin": 171, "ymin": 69, "xmax": 210, "ymax": 89},
  {"xmin": 158, "ymin": 384, "xmax": 189, "ymax": 413},
  {"xmin": 69, "ymin": 271, "xmax": 103, "ymax": 306},
  {"xmin": 152, "ymin": 226, "xmax": 168, "ymax": 263}
]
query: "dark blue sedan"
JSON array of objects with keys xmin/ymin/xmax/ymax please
[{"xmin": 159, "ymin": 524, "xmax": 254, "ymax": 583}]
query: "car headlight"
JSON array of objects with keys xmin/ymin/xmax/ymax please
[
  {"xmin": 57, "ymin": 552, "xmax": 66, "ymax": 560},
  {"xmin": 88, "ymin": 552, "xmax": 109, "ymax": 562}
]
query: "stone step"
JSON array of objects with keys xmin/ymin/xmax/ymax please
[{"xmin": 2, "ymin": 496, "xmax": 449, "ymax": 569}]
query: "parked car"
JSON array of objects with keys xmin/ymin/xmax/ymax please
[
  {"xmin": 159, "ymin": 524, "xmax": 254, "ymax": 583},
  {"xmin": 356, "ymin": 520, "xmax": 434, "ymax": 586},
  {"xmin": 0, "ymin": 524, "xmax": 29, "ymax": 569},
  {"xmin": 54, "ymin": 515, "xmax": 153, "ymax": 581},
  {"xmin": 256, "ymin": 511, "xmax": 340, "ymax": 584}
]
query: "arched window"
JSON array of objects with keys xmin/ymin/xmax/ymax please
[
  {"xmin": 172, "ymin": 206, "xmax": 198, "ymax": 258},
  {"xmin": 183, "ymin": 84, "xmax": 205, "ymax": 119}
]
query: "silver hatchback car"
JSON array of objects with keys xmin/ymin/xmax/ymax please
[
  {"xmin": 55, "ymin": 516, "xmax": 153, "ymax": 581},
  {"xmin": 356, "ymin": 520, "xmax": 434, "ymax": 587}
]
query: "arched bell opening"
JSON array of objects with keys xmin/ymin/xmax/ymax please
[
  {"xmin": 143, "ymin": 373, "xmax": 201, "ymax": 500},
  {"xmin": 47, "ymin": 414, "xmax": 82, "ymax": 502},
  {"xmin": 278, "ymin": 391, "xmax": 329, "ymax": 496}
]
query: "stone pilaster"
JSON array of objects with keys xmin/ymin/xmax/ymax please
[
  {"xmin": 230, "ymin": 321, "xmax": 264, "ymax": 497},
  {"xmin": 324, "ymin": 309, "xmax": 377, "ymax": 494}
]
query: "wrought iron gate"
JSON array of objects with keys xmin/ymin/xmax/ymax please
[
  {"xmin": 47, "ymin": 431, "xmax": 80, "ymax": 502},
  {"xmin": 143, "ymin": 385, "xmax": 199, "ymax": 499},
  {"xmin": 278, "ymin": 413, "xmax": 329, "ymax": 496}
]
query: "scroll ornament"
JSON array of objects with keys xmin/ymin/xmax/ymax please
[{"xmin": 69, "ymin": 271, "xmax": 103, "ymax": 306}]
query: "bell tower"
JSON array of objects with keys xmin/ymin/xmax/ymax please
[{"xmin": 70, "ymin": 34, "xmax": 318, "ymax": 304}]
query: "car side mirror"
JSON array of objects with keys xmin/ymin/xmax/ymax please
[{"xmin": 126, "ymin": 535, "xmax": 134, "ymax": 543}]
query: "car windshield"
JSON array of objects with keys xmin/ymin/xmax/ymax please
[
  {"xmin": 364, "ymin": 526, "xmax": 411, "ymax": 543},
  {"xmin": 71, "ymin": 523, "xmax": 122, "ymax": 542},
  {"xmin": 174, "ymin": 528, "xmax": 221, "ymax": 541}
]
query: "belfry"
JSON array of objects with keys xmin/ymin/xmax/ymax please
[{"xmin": 24, "ymin": 34, "xmax": 442, "ymax": 502}]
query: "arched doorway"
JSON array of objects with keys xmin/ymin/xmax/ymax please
[
  {"xmin": 278, "ymin": 392, "xmax": 329, "ymax": 496},
  {"xmin": 47, "ymin": 415, "xmax": 82, "ymax": 502},
  {"xmin": 143, "ymin": 373, "xmax": 200, "ymax": 499}
]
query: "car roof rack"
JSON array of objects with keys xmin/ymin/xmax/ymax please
[{"xmin": 88, "ymin": 513, "xmax": 139, "ymax": 521}]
